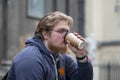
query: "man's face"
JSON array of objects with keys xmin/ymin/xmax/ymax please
[{"xmin": 47, "ymin": 20, "xmax": 70, "ymax": 54}]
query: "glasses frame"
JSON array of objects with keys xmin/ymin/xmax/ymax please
[{"xmin": 50, "ymin": 29, "xmax": 71, "ymax": 35}]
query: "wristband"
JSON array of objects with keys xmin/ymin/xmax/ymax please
[{"xmin": 76, "ymin": 55, "xmax": 86, "ymax": 60}]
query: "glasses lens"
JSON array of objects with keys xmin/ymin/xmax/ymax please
[{"xmin": 51, "ymin": 29, "xmax": 71, "ymax": 34}]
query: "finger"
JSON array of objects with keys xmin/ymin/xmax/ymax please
[
  {"xmin": 75, "ymin": 35, "xmax": 85, "ymax": 41},
  {"xmin": 73, "ymin": 32, "xmax": 83, "ymax": 39}
]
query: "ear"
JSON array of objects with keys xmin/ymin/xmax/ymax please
[{"xmin": 42, "ymin": 31, "xmax": 49, "ymax": 40}]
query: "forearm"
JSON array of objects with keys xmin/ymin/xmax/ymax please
[
  {"xmin": 65, "ymin": 55, "xmax": 93, "ymax": 80},
  {"xmin": 77, "ymin": 60, "xmax": 93, "ymax": 80}
]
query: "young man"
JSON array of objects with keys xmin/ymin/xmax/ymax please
[{"xmin": 7, "ymin": 11, "xmax": 93, "ymax": 80}]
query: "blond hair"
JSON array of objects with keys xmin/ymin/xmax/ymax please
[{"xmin": 34, "ymin": 11, "xmax": 73, "ymax": 40}]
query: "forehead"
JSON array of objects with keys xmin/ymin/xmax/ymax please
[{"xmin": 53, "ymin": 20, "xmax": 70, "ymax": 30}]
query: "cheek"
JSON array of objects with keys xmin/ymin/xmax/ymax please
[{"xmin": 53, "ymin": 35, "xmax": 63, "ymax": 43}]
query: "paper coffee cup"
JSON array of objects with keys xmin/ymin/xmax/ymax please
[{"xmin": 65, "ymin": 33, "xmax": 86, "ymax": 49}]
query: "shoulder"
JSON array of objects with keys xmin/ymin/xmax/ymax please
[
  {"xmin": 13, "ymin": 46, "xmax": 43, "ymax": 63},
  {"xmin": 10, "ymin": 58, "xmax": 46, "ymax": 80},
  {"xmin": 11, "ymin": 46, "xmax": 46, "ymax": 71},
  {"xmin": 13, "ymin": 58, "xmax": 44, "ymax": 70}
]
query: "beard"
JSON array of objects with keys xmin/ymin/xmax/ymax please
[{"xmin": 48, "ymin": 42, "xmax": 67, "ymax": 54}]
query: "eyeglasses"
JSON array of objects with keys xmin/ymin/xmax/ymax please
[{"xmin": 51, "ymin": 29, "xmax": 70, "ymax": 35}]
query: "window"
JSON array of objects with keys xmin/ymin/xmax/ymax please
[{"xmin": 27, "ymin": 0, "xmax": 44, "ymax": 19}]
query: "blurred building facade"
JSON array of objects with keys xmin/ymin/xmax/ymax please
[
  {"xmin": 86, "ymin": 0, "xmax": 120, "ymax": 80},
  {"xmin": 86, "ymin": 0, "xmax": 120, "ymax": 63},
  {"xmin": 0, "ymin": 0, "xmax": 120, "ymax": 80}
]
